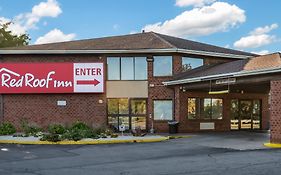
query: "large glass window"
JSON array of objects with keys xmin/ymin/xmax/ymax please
[
  {"xmin": 182, "ymin": 57, "xmax": 203, "ymax": 71},
  {"xmin": 187, "ymin": 98, "xmax": 223, "ymax": 120},
  {"xmin": 107, "ymin": 57, "xmax": 147, "ymax": 80},
  {"xmin": 131, "ymin": 99, "xmax": 146, "ymax": 115},
  {"xmin": 153, "ymin": 56, "xmax": 172, "ymax": 76},
  {"xmin": 135, "ymin": 57, "xmax": 147, "ymax": 80},
  {"xmin": 121, "ymin": 57, "xmax": 134, "ymax": 80},
  {"xmin": 153, "ymin": 100, "xmax": 173, "ymax": 120},
  {"xmin": 107, "ymin": 57, "xmax": 120, "ymax": 80}
]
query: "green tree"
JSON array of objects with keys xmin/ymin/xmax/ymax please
[{"xmin": 0, "ymin": 22, "xmax": 30, "ymax": 48}]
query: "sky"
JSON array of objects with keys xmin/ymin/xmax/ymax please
[{"xmin": 0, "ymin": 0, "xmax": 280, "ymax": 54}]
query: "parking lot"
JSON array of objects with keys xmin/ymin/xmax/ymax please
[{"xmin": 1, "ymin": 131, "xmax": 281, "ymax": 175}]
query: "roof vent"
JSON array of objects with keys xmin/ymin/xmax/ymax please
[{"xmin": 142, "ymin": 30, "xmax": 145, "ymax": 33}]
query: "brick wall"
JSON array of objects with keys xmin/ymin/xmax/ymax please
[
  {"xmin": 177, "ymin": 91, "xmax": 269, "ymax": 132},
  {"xmin": 270, "ymin": 80, "xmax": 281, "ymax": 143},
  {"xmin": 0, "ymin": 54, "xmax": 107, "ymax": 130},
  {"xmin": 0, "ymin": 53, "xmax": 241, "ymax": 132}
]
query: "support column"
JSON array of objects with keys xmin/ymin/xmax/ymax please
[{"xmin": 270, "ymin": 80, "xmax": 281, "ymax": 143}]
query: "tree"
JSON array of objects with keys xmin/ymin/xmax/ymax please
[{"xmin": 0, "ymin": 22, "xmax": 30, "ymax": 48}]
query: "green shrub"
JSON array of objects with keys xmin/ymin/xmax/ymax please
[
  {"xmin": 110, "ymin": 133, "xmax": 118, "ymax": 138},
  {"xmin": 48, "ymin": 124, "xmax": 65, "ymax": 134},
  {"xmin": 20, "ymin": 119, "xmax": 42, "ymax": 136},
  {"xmin": 70, "ymin": 121, "xmax": 91, "ymax": 131},
  {"xmin": 0, "ymin": 122, "xmax": 16, "ymax": 135},
  {"xmin": 40, "ymin": 134, "xmax": 61, "ymax": 142}
]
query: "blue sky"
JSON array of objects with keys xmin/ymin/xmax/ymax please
[{"xmin": 0, "ymin": 0, "xmax": 280, "ymax": 54}]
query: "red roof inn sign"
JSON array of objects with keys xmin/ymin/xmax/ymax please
[{"xmin": 0, "ymin": 63, "xmax": 104, "ymax": 93}]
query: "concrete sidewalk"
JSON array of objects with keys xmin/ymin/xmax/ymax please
[{"xmin": 0, "ymin": 135, "xmax": 169, "ymax": 145}]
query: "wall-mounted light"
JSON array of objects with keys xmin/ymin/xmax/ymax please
[{"xmin": 146, "ymin": 56, "xmax": 154, "ymax": 62}]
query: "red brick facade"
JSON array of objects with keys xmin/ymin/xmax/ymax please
[
  {"xmin": 0, "ymin": 54, "xmax": 107, "ymax": 130},
  {"xmin": 270, "ymin": 80, "xmax": 281, "ymax": 143},
  {"xmin": 177, "ymin": 91, "xmax": 269, "ymax": 132},
  {"xmin": 0, "ymin": 53, "xmax": 271, "ymax": 133}
]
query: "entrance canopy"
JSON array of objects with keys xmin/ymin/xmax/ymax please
[{"xmin": 164, "ymin": 53, "xmax": 281, "ymax": 93}]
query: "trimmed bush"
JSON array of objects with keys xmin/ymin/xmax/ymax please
[
  {"xmin": 20, "ymin": 119, "xmax": 43, "ymax": 137},
  {"xmin": 0, "ymin": 122, "xmax": 16, "ymax": 135},
  {"xmin": 70, "ymin": 121, "xmax": 91, "ymax": 130},
  {"xmin": 40, "ymin": 134, "xmax": 61, "ymax": 142},
  {"xmin": 48, "ymin": 124, "xmax": 65, "ymax": 135}
]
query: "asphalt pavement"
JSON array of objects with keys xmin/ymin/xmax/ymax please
[{"xmin": 0, "ymin": 131, "xmax": 280, "ymax": 175}]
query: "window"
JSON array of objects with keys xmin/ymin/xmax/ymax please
[
  {"xmin": 121, "ymin": 57, "xmax": 134, "ymax": 80},
  {"xmin": 187, "ymin": 98, "xmax": 199, "ymax": 119},
  {"xmin": 154, "ymin": 100, "xmax": 173, "ymax": 120},
  {"xmin": 107, "ymin": 57, "xmax": 147, "ymax": 80},
  {"xmin": 107, "ymin": 57, "xmax": 120, "ymax": 80},
  {"xmin": 211, "ymin": 98, "xmax": 223, "ymax": 119},
  {"xmin": 187, "ymin": 98, "xmax": 223, "ymax": 120},
  {"xmin": 182, "ymin": 57, "xmax": 203, "ymax": 71},
  {"xmin": 153, "ymin": 56, "xmax": 172, "ymax": 76},
  {"xmin": 131, "ymin": 99, "xmax": 146, "ymax": 115},
  {"xmin": 135, "ymin": 58, "xmax": 147, "ymax": 80}
]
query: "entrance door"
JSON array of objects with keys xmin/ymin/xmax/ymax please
[
  {"xmin": 107, "ymin": 98, "xmax": 147, "ymax": 132},
  {"xmin": 240, "ymin": 100, "xmax": 252, "ymax": 129},
  {"xmin": 230, "ymin": 99, "xmax": 261, "ymax": 130}
]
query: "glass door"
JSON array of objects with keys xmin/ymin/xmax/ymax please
[
  {"xmin": 230, "ymin": 100, "xmax": 239, "ymax": 130},
  {"xmin": 230, "ymin": 99, "xmax": 261, "ymax": 130},
  {"xmin": 107, "ymin": 98, "xmax": 147, "ymax": 132},
  {"xmin": 240, "ymin": 100, "xmax": 252, "ymax": 129}
]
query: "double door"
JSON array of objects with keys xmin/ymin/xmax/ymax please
[
  {"xmin": 230, "ymin": 99, "xmax": 261, "ymax": 130},
  {"xmin": 107, "ymin": 98, "xmax": 147, "ymax": 132}
]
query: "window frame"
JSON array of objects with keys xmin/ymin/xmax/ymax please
[
  {"xmin": 182, "ymin": 57, "xmax": 204, "ymax": 72},
  {"xmin": 186, "ymin": 97, "xmax": 223, "ymax": 120},
  {"xmin": 153, "ymin": 99, "xmax": 174, "ymax": 121},
  {"xmin": 153, "ymin": 56, "xmax": 173, "ymax": 77},
  {"xmin": 107, "ymin": 98, "xmax": 147, "ymax": 131},
  {"xmin": 107, "ymin": 57, "xmax": 147, "ymax": 80}
]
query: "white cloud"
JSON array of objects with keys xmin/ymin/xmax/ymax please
[
  {"xmin": 250, "ymin": 23, "xmax": 278, "ymax": 35},
  {"xmin": 35, "ymin": 28, "xmax": 76, "ymax": 44},
  {"xmin": 0, "ymin": 17, "xmax": 26, "ymax": 35},
  {"xmin": 175, "ymin": 0, "xmax": 216, "ymax": 7},
  {"xmin": 234, "ymin": 23, "xmax": 278, "ymax": 49},
  {"xmin": 251, "ymin": 50, "xmax": 270, "ymax": 55},
  {"xmin": 0, "ymin": 0, "xmax": 61, "ymax": 35},
  {"xmin": 143, "ymin": 2, "xmax": 246, "ymax": 38}
]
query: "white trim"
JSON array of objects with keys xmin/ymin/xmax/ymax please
[
  {"xmin": 0, "ymin": 48, "xmax": 252, "ymax": 59},
  {"xmin": 163, "ymin": 66, "xmax": 281, "ymax": 86}
]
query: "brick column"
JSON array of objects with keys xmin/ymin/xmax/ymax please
[
  {"xmin": 270, "ymin": 80, "xmax": 281, "ymax": 143},
  {"xmin": 174, "ymin": 86, "xmax": 181, "ymax": 122}
]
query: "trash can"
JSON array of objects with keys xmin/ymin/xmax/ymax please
[{"xmin": 168, "ymin": 121, "xmax": 179, "ymax": 134}]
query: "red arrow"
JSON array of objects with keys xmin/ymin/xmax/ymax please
[{"xmin": 76, "ymin": 79, "xmax": 100, "ymax": 86}]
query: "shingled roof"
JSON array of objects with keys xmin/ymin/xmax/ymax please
[
  {"xmin": 166, "ymin": 53, "xmax": 281, "ymax": 85},
  {"xmin": 0, "ymin": 32, "xmax": 255, "ymax": 57}
]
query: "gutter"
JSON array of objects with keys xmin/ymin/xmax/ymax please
[
  {"xmin": 163, "ymin": 66, "xmax": 281, "ymax": 86},
  {"xmin": 0, "ymin": 48, "xmax": 252, "ymax": 59}
]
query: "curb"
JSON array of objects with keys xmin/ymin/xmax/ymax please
[
  {"xmin": 264, "ymin": 142, "xmax": 281, "ymax": 148},
  {"xmin": 0, "ymin": 137, "xmax": 169, "ymax": 145}
]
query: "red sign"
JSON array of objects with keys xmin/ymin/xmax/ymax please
[{"xmin": 0, "ymin": 63, "xmax": 104, "ymax": 93}]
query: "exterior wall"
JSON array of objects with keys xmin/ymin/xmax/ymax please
[
  {"xmin": 0, "ymin": 54, "xmax": 107, "ymax": 130},
  {"xmin": 147, "ymin": 55, "xmax": 182, "ymax": 132},
  {"xmin": 270, "ymin": 80, "xmax": 281, "ymax": 143},
  {"xmin": 0, "ymin": 53, "xmax": 242, "ymax": 132},
  {"xmin": 177, "ymin": 90, "xmax": 269, "ymax": 132}
]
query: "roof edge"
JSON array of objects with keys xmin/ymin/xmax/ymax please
[
  {"xmin": 163, "ymin": 66, "xmax": 281, "ymax": 86},
  {"xmin": 0, "ymin": 48, "xmax": 252, "ymax": 59}
]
